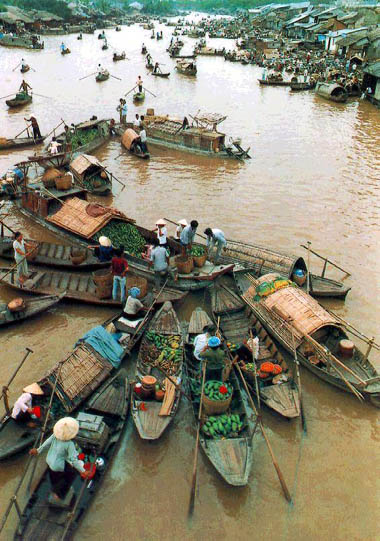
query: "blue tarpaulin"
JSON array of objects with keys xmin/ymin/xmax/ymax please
[{"xmin": 79, "ymin": 326, "xmax": 124, "ymax": 369}]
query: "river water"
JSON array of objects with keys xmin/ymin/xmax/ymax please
[{"xmin": 0, "ymin": 17, "xmax": 379, "ymax": 541}]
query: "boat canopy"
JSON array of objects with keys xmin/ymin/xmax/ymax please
[
  {"xmin": 70, "ymin": 153, "xmax": 103, "ymax": 176},
  {"xmin": 121, "ymin": 128, "xmax": 139, "ymax": 150}
]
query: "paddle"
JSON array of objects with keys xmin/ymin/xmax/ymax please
[
  {"xmin": 79, "ymin": 72, "xmax": 97, "ymax": 81},
  {"xmin": 290, "ymin": 328, "xmax": 307, "ymax": 433},
  {"xmin": 0, "ymin": 348, "xmax": 33, "ymax": 420},
  {"xmin": 12, "ymin": 62, "xmax": 21, "ymax": 72},
  {"xmin": 0, "ymin": 93, "xmax": 17, "ymax": 100},
  {"xmin": 110, "ymin": 74, "xmax": 122, "ymax": 81},
  {"xmin": 0, "ymin": 248, "xmax": 40, "ymax": 285},
  {"xmin": 30, "ymin": 66, "xmax": 36, "ymax": 72},
  {"xmin": 14, "ymin": 126, "xmax": 29, "ymax": 138},
  {"xmin": 143, "ymin": 86, "xmax": 157, "ymax": 97},
  {"xmin": 306, "ymin": 240, "xmax": 311, "ymax": 294},
  {"xmin": 235, "ymin": 362, "xmax": 292, "ymax": 503},
  {"xmin": 188, "ymin": 361, "xmax": 206, "ymax": 518},
  {"xmin": 124, "ymin": 85, "xmax": 137, "ymax": 96},
  {"xmin": 32, "ymin": 93, "xmax": 51, "ymax": 99}
]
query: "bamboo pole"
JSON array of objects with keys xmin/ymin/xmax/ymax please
[
  {"xmin": 327, "ymin": 355, "xmax": 364, "ymax": 402},
  {"xmin": 290, "ymin": 329, "xmax": 306, "ymax": 433},
  {"xmin": 306, "ymin": 241, "xmax": 311, "ymax": 294},
  {"xmin": 300, "ymin": 244, "xmax": 351, "ymax": 278},
  {"xmin": 0, "ymin": 348, "xmax": 33, "ymax": 416}
]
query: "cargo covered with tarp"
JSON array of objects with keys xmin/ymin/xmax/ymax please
[
  {"xmin": 47, "ymin": 196, "xmax": 134, "ymax": 239},
  {"xmin": 39, "ymin": 344, "xmax": 113, "ymax": 412},
  {"xmin": 121, "ymin": 128, "xmax": 139, "ymax": 150}
]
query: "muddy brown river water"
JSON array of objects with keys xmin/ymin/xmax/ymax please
[{"xmin": 0, "ymin": 16, "xmax": 379, "ymax": 541}]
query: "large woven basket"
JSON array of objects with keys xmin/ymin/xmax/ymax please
[
  {"xmin": 202, "ymin": 393, "xmax": 232, "ymax": 415},
  {"xmin": 70, "ymin": 247, "xmax": 87, "ymax": 266},
  {"xmin": 193, "ymin": 253, "xmax": 207, "ymax": 268},
  {"xmin": 125, "ymin": 273, "xmax": 148, "ymax": 298},
  {"xmin": 174, "ymin": 255, "xmax": 193, "ymax": 274},
  {"xmin": 95, "ymin": 285, "xmax": 112, "ymax": 300},
  {"xmin": 55, "ymin": 175, "xmax": 72, "ymax": 191},
  {"xmin": 93, "ymin": 269, "xmax": 113, "ymax": 287}
]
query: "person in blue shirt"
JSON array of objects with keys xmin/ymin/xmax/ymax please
[
  {"xmin": 60, "ymin": 42, "xmax": 66, "ymax": 52},
  {"xmin": 180, "ymin": 220, "xmax": 198, "ymax": 256},
  {"xmin": 89, "ymin": 236, "xmax": 114, "ymax": 262}
]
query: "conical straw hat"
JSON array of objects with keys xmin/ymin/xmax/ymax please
[
  {"xmin": 23, "ymin": 383, "xmax": 44, "ymax": 395},
  {"xmin": 53, "ymin": 417, "xmax": 79, "ymax": 441}
]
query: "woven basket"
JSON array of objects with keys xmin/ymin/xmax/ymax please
[
  {"xmin": 55, "ymin": 175, "xmax": 72, "ymax": 191},
  {"xmin": 193, "ymin": 253, "xmax": 207, "ymax": 268},
  {"xmin": 174, "ymin": 255, "xmax": 193, "ymax": 274},
  {"xmin": 8, "ymin": 298, "xmax": 26, "ymax": 312},
  {"xmin": 125, "ymin": 273, "xmax": 148, "ymax": 299},
  {"xmin": 93, "ymin": 269, "xmax": 113, "ymax": 287},
  {"xmin": 95, "ymin": 285, "xmax": 112, "ymax": 300},
  {"xmin": 202, "ymin": 393, "xmax": 232, "ymax": 415},
  {"xmin": 42, "ymin": 168, "xmax": 62, "ymax": 188},
  {"xmin": 70, "ymin": 247, "xmax": 87, "ymax": 265}
]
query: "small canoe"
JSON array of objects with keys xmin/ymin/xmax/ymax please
[
  {"xmin": 0, "ymin": 235, "xmax": 108, "ymax": 270},
  {"xmin": 133, "ymin": 91, "xmax": 145, "ymax": 102},
  {"xmin": 113, "ymin": 53, "xmax": 125, "ymax": 61},
  {"xmin": 258, "ymin": 79, "xmax": 290, "ymax": 86},
  {"xmin": 20, "ymin": 65, "xmax": 30, "ymax": 73},
  {"xmin": 61, "ymin": 48, "xmax": 71, "ymax": 55},
  {"xmin": 0, "ymin": 135, "xmax": 45, "ymax": 150},
  {"xmin": 131, "ymin": 301, "xmax": 184, "ymax": 440},
  {"xmin": 96, "ymin": 70, "xmax": 109, "ymax": 82},
  {"xmin": 0, "ymin": 267, "xmax": 188, "ymax": 307},
  {"xmin": 6, "ymin": 93, "xmax": 32, "ymax": 108},
  {"xmin": 235, "ymin": 270, "xmax": 380, "ymax": 408},
  {"xmin": 210, "ymin": 283, "xmax": 300, "ymax": 418},
  {"xmin": 13, "ymin": 375, "xmax": 129, "ymax": 540},
  {"xmin": 151, "ymin": 71, "xmax": 170, "ymax": 78},
  {"xmin": 0, "ymin": 293, "xmax": 64, "ymax": 328},
  {"xmin": 121, "ymin": 128, "xmax": 150, "ymax": 160}
]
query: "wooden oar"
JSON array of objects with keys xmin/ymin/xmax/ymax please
[
  {"xmin": 306, "ymin": 240, "xmax": 311, "ymax": 294},
  {"xmin": 0, "ymin": 93, "xmax": 17, "ymax": 100},
  {"xmin": 143, "ymin": 86, "xmax": 157, "ymax": 97},
  {"xmin": 0, "ymin": 348, "xmax": 33, "ymax": 420},
  {"xmin": 14, "ymin": 126, "xmax": 29, "ymax": 138},
  {"xmin": 32, "ymin": 93, "xmax": 51, "ymax": 99},
  {"xmin": 79, "ymin": 71, "xmax": 97, "ymax": 81},
  {"xmin": 153, "ymin": 363, "xmax": 192, "ymax": 402},
  {"xmin": 124, "ymin": 85, "xmax": 137, "ymax": 97},
  {"xmin": 188, "ymin": 361, "xmax": 206, "ymax": 518},
  {"xmin": 110, "ymin": 74, "xmax": 122, "ymax": 81},
  {"xmin": 0, "ymin": 248, "xmax": 39, "ymax": 284},
  {"xmin": 290, "ymin": 328, "xmax": 307, "ymax": 433},
  {"xmin": 235, "ymin": 362, "xmax": 292, "ymax": 503},
  {"xmin": 30, "ymin": 66, "xmax": 36, "ymax": 72},
  {"xmin": 12, "ymin": 62, "xmax": 21, "ymax": 72}
]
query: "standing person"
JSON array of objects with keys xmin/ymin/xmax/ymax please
[
  {"xmin": 303, "ymin": 68, "xmax": 308, "ymax": 83},
  {"xmin": 122, "ymin": 287, "xmax": 148, "ymax": 320},
  {"xmin": 139, "ymin": 121, "xmax": 148, "ymax": 153},
  {"xmin": 60, "ymin": 42, "xmax": 66, "ymax": 52},
  {"xmin": 204, "ymin": 227, "xmax": 227, "ymax": 263},
  {"xmin": 136, "ymin": 75, "xmax": 143, "ymax": 93},
  {"xmin": 193, "ymin": 324, "xmax": 216, "ymax": 362},
  {"xmin": 117, "ymin": 98, "xmax": 124, "ymax": 123},
  {"xmin": 201, "ymin": 336, "xmax": 226, "ymax": 381},
  {"xmin": 29, "ymin": 417, "xmax": 90, "ymax": 502},
  {"xmin": 153, "ymin": 62, "xmax": 160, "ymax": 73},
  {"xmin": 19, "ymin": 79, "xmax": 32, "ymax": 95},
  {"xmin": 24, "ymin": 114, "xmax": 41, "ymax": 139},
  {"xmin": 121, "ymin": 100, "xmax": 128, "ymax": 125},
  {"xmin": 174, "ymin": 219, "xmax": 188, "ymax": 241},
  {"xmin": 88, "ymin": 236, "xmax": 113, "ymax": 262},
  {"xmin": 111, "ymin": 247, "xmax": 128, "ymax": 303},
  {"xmin": 64, "ymin": 124, "xmax": 72, "ymax": 152},
  {"xmin": 149, "ymin": 238, "xmax": 177, "ymax": 290},
  {"xmin": 21, "ymin": 58, "xmax": 27, "ymax": 70},
  {"xmin": 13, "ymin": 231, "xmax": 28, "ymax": 284},
  {"xmin": 154, "ymin": 219, "xmax": 167, "ymax": 247},
  {"xmin": 180, "ymin": 220, "xmax": 198, "ymax": 256},
  {"xmin": 133, "ymin": 114, "xmax": 141, "ymax": 131},
  {"xmin": 11, "ymin": 383, "xmax": 44, "ymax": 427}
]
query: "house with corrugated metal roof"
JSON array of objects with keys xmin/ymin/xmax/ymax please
[{"xmin": 363, "ymin": 61, "xmax": 380, "ymax": 105}]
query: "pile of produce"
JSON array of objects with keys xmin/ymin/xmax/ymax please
[
  {"xmin": 141, "ymin": 331, "xmax": 182, "ymax": 375},
  {"xmin": 202, "ymin": 413, "xmax": 244, "ymax": 438},
  {"xmin": 191, "ymin": 245, "xmax": 206, "ymax": 257},
  {"xmin": 204, "ymin": 380, "xmax": 233, "ymax": 401},
  {"xmin": 93, "ymin": 222, "xmax": 146, "ymax": 256},
  {"xmin": 226, "ymin": 341, "xmax": 239, "ymax": 352},
  {"xmin": 71, "ymin": 128, "xmax": 100, "ymax": 152}
]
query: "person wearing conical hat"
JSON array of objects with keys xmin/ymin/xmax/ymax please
[
  {"xmin": 174, "ymin": 219, "xmax": 188, "ymax": 241},
  {"xmin": 30, "ymin": 417, "xmax": 90, "ymax": 501},
  {"xmin": 88, "ymin": 236, "xmax": 113, "ymax": 262},
  {"xmin": 154, "ymin": 219, "xmax": 167, "ymax": 247},
  {"xmin": 11, "ymin": 383, "xmax": 43, "ymax": 427}
]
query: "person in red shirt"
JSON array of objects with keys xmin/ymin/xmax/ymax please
[{"xmin": 111, "ymin": 247, "xmax": 128, "ymax": 303}]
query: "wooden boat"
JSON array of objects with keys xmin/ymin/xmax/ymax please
[
  {"xmin": 141, "ymin": 46, "xmax": 147, "ymax": 54},
  {"xmin": 14, "ymin": 374, "xmax": 129, "ymax": 540},
  {"xmin": 175, "ymin": 60, "xmax": 197, "ymax": 76},
  {"xmin": 235, "ymin": 270, "xmax": 380, "ymax": 407},
  {"xmin": 151, "ymin": 71, "xmax": 170, "ymax": 78},
  {"xmin": 131, "ymin": 301, "xmax": 183, "ymax": 440},
  {"xmin": 170, "ymin": 53, "xmax": 196, "ymax": 59},
  {"xmin": 290, "ymin": 81, "xmax": 316, "ymax": 91},
  {"xmin": 14, "ymin": 195, "xmax": 233, "ymax": 290},
  {"xmin": 102, "ymin": 43, "xmax": 109, "ymax": 50},
  {"xmin": 0, "ymin": 234, "xmax": 108, "ymax": 271},
  {"xmin": 0, "ymin": 34, "xmax": 44, "ymax": 50},
  {"xmin": 61, "ymin": 48, "xmax": 71, "ymax": 55},
  {"xmin": 196, "ymin": 236, "xmax": 351, "ymax": 299},
  {"xmin": 28, "ymin": 119, "xmax": 111, "ymax": 168},
  {"xmin": 0, "ymin": 135, "xmax": 45, "ymax": 150},
  {"xmin": 133, "ymin": 91, "xmax": 145, "ymax": 102},
  {"xmin": 315, "ymin": 82, "xmax": 347, "ymax": 103},
  {"xmin": 210, "ymin": 284, "xmax": 300, "ymax": 418},
  {"xmin": 0, "ymin": 293, "xmax": 64, "ymax": 328},
  {"xmin": 96, "ymin": 70, "xmax": 109, "ymax": 82},
  {"xmin": 184, "ymin": 311, "xmax": 256, "ymax": 485},
  {"xmin": 258, "ymin": 78, "xmax": 290, "ymax": 86},
  {"xmin": 20, "ymin": 65, "xmax": 30, "ymax": 73},
  {"xmin": 0, "ymin": 266, "xmax": 187, "ymax": 307},
  {"xmin": 69, "ymin": 153, "xmax": 112, "ymax": 195},
  {"xmin": 113, "ymin": 52, "xmax": 126, "ymax": 61},
  {"xmin": 121, "ymin": 128, "xmax": 150, "ymax": 159},
  {"xmin": 146, "ymin": 62, "xmax": 153, "ymax": 71},
  {"xmin": 6, "ymin": 93, "xmax": 32, "ymax": 108}
]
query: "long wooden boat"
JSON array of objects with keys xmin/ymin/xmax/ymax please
[
  {"xmin": 0, "ymin": 293, "xmax": 64, "ymax": 328},
  {"xmin": 0, "ymin": 266, "xmax": 187, "ymax": 306},
  {"xmin": 0, "ymin": 234, "xmax": 107, "ymax": 271},
  {"xmin": 184, "ymin": 311, "xmax": 256, "ymax": 486},
  {"xmin": 69, "ymin": 153, "xmax": 112, "ymax": 195},
  {"xmin": 210, "ymin": 284, "xmax": 300, "ymax": 418},
  {"xmin": 0, "ymin": 311, "xmax": 147, "ymax": 462},
  {"xmin": 14, "ymin": 374, "xmax": 129, "ymax": 540},
  {"xmin": 290, "ymin": 81, "xmax": 316, "ymax": 91},
  {"xmin": 14, "ymin": 196, "xmax": 234, "ymax": 291},
  {"xmin": 0, "ymin": 135, "xmax": 45, "ymax": 150},
  {"xmin": 235, "ymin": 270, "xmax": 380, "ymax": 407},
  {"xmin": 27, "ymin": 119, "xmax": 111, "ymax": 168},
  {"xmin": 61, "ymin": 48, "xmax": 71, "ymax": 55},
  {"xmin": 175, "ymin": 60, "xmax": 197, "ymax": 75},
  {"xmin": 113, "ymin": 52, "xmax": 126, "ymax": 61},
  {"xmin": 131, "ymin": 301, "xmax": 183, "ymax": 440},
  {"xmin": 0, "ymin": 34, "xmax": 44, "ymax": 50},
  {"xmin": 151, "ymin": 71, "xmax": 170, "ymax": 78},
  {"xmin": 192, "ymin": 235, "xmax": 350, "ymax": 299},
  {"xmin": 258, "ymin": 78, "xmax": 290, "ymax": 86},
  {"xmin": 6, "ymin": 93, "xmax": 32, "ymax": 108}
]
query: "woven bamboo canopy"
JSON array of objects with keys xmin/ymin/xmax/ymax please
[
  {"xmin": 121, "ymin": 128, "xmax": 139, "ymax": 151},
  {"xmin": 69, "ymin": 154, "xmax": 103, "ymax": 176}
]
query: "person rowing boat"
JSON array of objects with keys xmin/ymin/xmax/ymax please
[{"xmin": 19, "ymin": 79, "xmax": 32, "ymax": 95}]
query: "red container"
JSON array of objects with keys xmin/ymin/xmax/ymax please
[
  {"xmin": 134, "ymin": 383, "xmax": 142, "ymax": 396},
  {"xmin": 81, "ymin": 462, "xmax": 96, "ymax": 479}
]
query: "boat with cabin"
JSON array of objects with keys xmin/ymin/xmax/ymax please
[
  {"xmin": 315, "ymin": 82, "xmax": 348, "ymax": 103},
  {"xmin": 0, "ymin": 34, "xmax": 44, "ymax": 50},
  {"xmin": 69, "ymin": 154, "xmax": 112, "ymax": 195},
  {"xmin": 175, "ymin": 59, "xmax": 197, "ymax": 75}
]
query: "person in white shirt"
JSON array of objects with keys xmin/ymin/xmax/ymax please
[
  {"xmin": 11, "ymin": 383, "xmax": 44, "ymax": 426},
  {"xmin": 204, "ymin": 227, "xmax": 227, "ymax": 263},
  {"xmin": 133, "ymin": 114, "xmax": 141, "ymax": 131},
  {"xmin": 174, "ymin": 219, "xmax": 188, "ymax": 241},
  {"xmin": 193, "ymin": 325, "xmax": 216, "ymax": 361},
  {"xmin": 122, "ymin": 287, "xmax": 147, "ymax": 320},
  {"xmin": 136, "ymin": 75, "xmax": 143, "ymax": 92},
  {"xmin": 48, "ymin": 137, "xmax": 60, "ymax": 155},
  {"xmin": 13, "ymin": 231, "xmax": 28, "ymax": 284},
  {"xmin": 138, "ymin": 115, "xmax": 148, "ymax": 152},
  {"xmin": 154, "ymin": 219, "xmax": 167, "ymax": 247}
]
